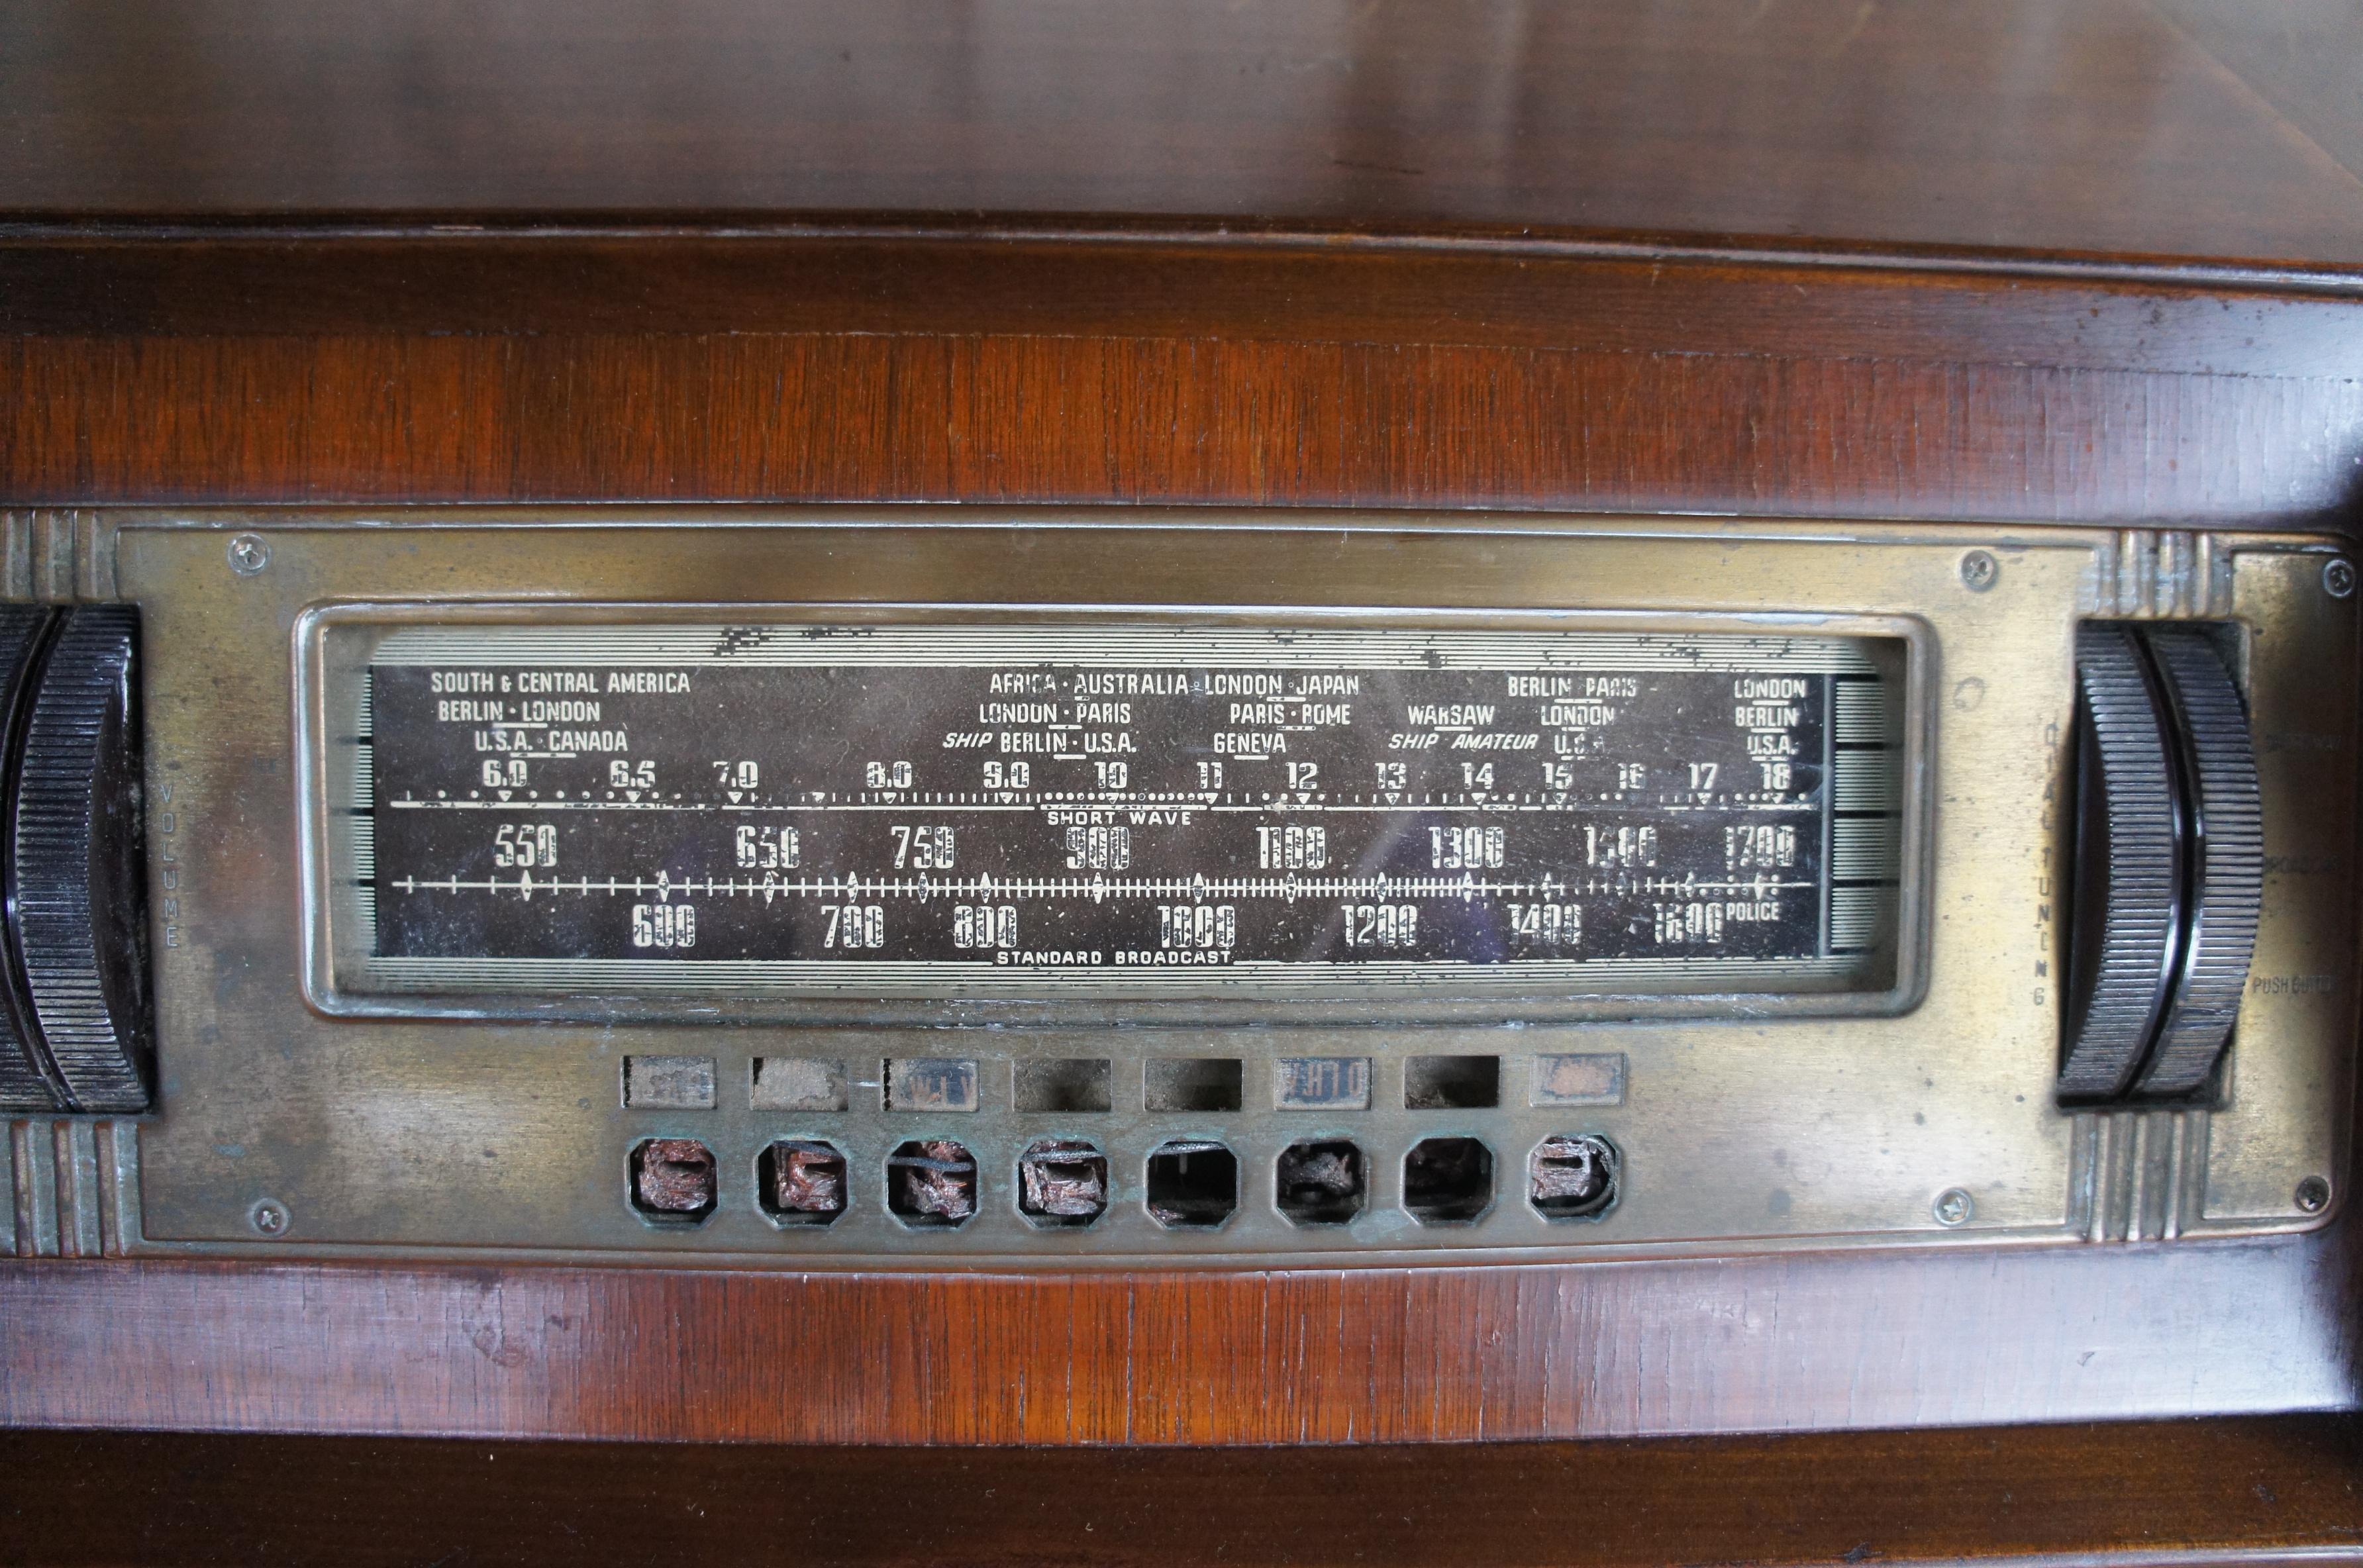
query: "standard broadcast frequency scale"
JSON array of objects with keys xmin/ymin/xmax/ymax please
[{"xmin": 332, "ymin": 624, "xmax": 1902, "ymax": 1004}]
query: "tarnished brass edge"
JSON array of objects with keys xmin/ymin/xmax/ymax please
[
  {"xmin": 100, "ymin": 1178, "xmax": 2356, "ymax": 1265},
  {"xmin": 2073, "ymin": 1083, "xmax": 2320, "ymax": 1244},
  {"xmin": 2105, "ymin": 529, "xmax": 2238, "ymax": 619},
  {"xmin": 108, "ymin": 1221, "xmax": 2101, "ymax": 1272},
  {"xmin": 97, "ymin": 1118, "xmax": 139, "ymax": 1255},
  {"xmin": 1, "ymin": 1117, "xmax": 143, "ymax": 1259},
  {"xmin": 0, "ymin": 510, "xmax": 121, "ymax": 605},
  {"xmin": 8, "ymin": 1117, "xmax": 57, "ymax": 1255}
]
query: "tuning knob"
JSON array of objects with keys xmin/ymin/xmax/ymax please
[
  {"xmin": 2060, "ymin": 623, "xmax": 2263, "ymax": 1102},
  {"xmin": 8, "ymin": 607, "xmax": 151, "ymax": 1112}
]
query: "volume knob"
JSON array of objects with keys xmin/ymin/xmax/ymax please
[{"xmin": 8, "ymin": 607, "xmax": 150, "ymax": 1112}]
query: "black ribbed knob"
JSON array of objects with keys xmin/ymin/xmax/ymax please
[
  {"xmin": 0, "ymin": 604, "xmax": 62, "ymax": 1110},
  {"xmin": 2060, "ymin": 625, "xmax": 2182, "ymax": 1099},
  {"xmin": 2060, "ymin": 622, "xmax": 2264, "ymax": 1102},
  {"xmin": 9, "ymin": 607, "xmax": 150, "ymax": 1112},
  {"xmin": 2135, "ymin": 628, "xmax": 2264, "ymax": 1097}
]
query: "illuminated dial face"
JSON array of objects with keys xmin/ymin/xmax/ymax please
[{"xmin": 348, "ymin": 624, "xmax": 1903, "ymax": 998}]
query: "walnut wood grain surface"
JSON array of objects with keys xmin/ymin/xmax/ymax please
[
  {"xmin": 6, "ymin": 0, "xmax": 2363, "ymax": 271},
  {"xmin": 1, "ymin": 1246, "xmax": 2355, "ymax": 1443},
  {"xmin": 6, "ymin": 238, "xmax": 2363, "ymax": 519},
  {"xmin": 9, "ymin": 1418, "xmax": 2363, "ymax": 1566}
]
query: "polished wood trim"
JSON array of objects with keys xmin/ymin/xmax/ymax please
[
  {"xmin": 4, "ymin": 244, "xmax": 2362, "ymax": 520},
  {"xmin": 1, "ymin": 1243, "xmax": 2351, "ymax": 1442},
  {"xmin": 9, "ymin": 1419, "xmax": 2363, "ymax": 1566},
  {"xmin": 5, "ymin": 1, "xmax": 2363, "ymax": 269},
  {"xmin": 9, "ymin": 236, "xmax": 2363, "ymax": 373}
]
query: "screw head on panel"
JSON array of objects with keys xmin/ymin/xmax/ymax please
[
  {"xmin": 1960, "ymin": 551, "xmax": 1999, "ymax": 592},
  {"xmin": 1933, "ymin": 1188, "xmax": 1974, "ymax": 1226},
  {"xmin": 2323, "ymin": 559, "xmax": 2355, "ymax": 600},
  {"xmin": 250, "ymin": 1199, "xmax": 289, "ymax": 1236},
  {"xmin": 2296, "ymin": 1176, "xmax": 2332, "ymax": 1214},
  {"xmin": 227, "ymin": 534, "xmax": 271, "ymax": 576}
]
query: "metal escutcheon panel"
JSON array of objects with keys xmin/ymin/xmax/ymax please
[{"xmin": 70, "ymin": 509, "xmax": 2356, "ymax": 1268}]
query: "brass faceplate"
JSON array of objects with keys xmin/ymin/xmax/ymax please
[{"xmin": 91, "ymin": 510, "xmax": 2356, "ymax": 1267}]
